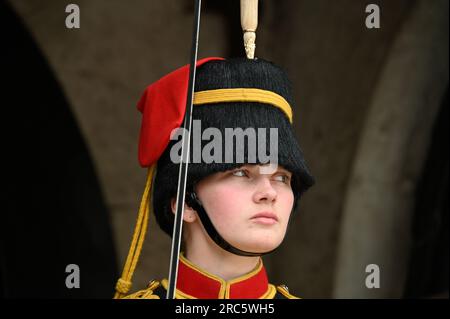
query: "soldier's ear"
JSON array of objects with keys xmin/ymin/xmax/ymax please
[{"xmin": 170, "ymin": 197, "xmax": 198, "ymax": 223}]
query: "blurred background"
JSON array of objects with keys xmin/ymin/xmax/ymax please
[{"xmin": 1, "ymin": 0, "xmax": 448, "ymax": 298}]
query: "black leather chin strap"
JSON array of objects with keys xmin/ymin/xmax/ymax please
[{"xmin": 186, "ymin": 191, "xmax": 278, "ymax": 257}]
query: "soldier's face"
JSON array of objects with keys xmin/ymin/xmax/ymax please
[{"xmin": 194, "ymin": 164, "xmax": 295, "ymax": 253}]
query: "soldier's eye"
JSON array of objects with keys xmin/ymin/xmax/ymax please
[
  {"xmin": 232, "ymin": 169, "xmax": 248, "ymax": 177},
  {"xmin": 274, "ymin": 174, "xmax": 291, "ymax": 184}
]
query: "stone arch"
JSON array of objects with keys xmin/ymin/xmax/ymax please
[{"xmin": 333, "ymin": 0, "xmax": 448, "ymax": 298}]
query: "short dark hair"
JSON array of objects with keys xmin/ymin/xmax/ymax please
[{"xmin": 152, "ymin": 58, "xmax": 315, "ymax": 236}]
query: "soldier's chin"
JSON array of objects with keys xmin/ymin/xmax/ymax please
[{"xmin": 233, "ymin": 240, "xmax": 282, "ymax": 254}]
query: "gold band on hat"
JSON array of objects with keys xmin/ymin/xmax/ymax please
[{"xmin": 193, "ymin": 88, "xmax": 293, "ymax": 123}]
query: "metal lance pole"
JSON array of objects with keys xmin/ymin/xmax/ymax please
[{"xmin": 166, "ymin": 0, "xmax": 202, "ymax": 299}]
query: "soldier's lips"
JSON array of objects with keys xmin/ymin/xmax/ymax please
[{"xmin": 250, "ymin": 212, "xmax": 278, "ymax": 225}]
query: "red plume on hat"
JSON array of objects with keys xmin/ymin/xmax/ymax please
[{"xmin": 137, "ymin": 57, "xmax": 224, "ymax": 168}]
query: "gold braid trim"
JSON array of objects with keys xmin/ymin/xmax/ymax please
[
  {"xmin": 194, "ymin": 88, "xmax": 293, "ymax": 123},
  {"xmin": 113, "ymin": 165, "xmax": 156, "ymax": 299},
  {"xmin": 122, "ymin": 280, "xmax": 161, "ymax": 299},
  {"xmin": 276, "ymin": 285, "xmax": 300, "ymax": 299}
]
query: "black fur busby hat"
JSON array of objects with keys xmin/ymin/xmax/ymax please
[{"xmin": 153, "ymin": 57, "xmax": 315, "ymax": 236}]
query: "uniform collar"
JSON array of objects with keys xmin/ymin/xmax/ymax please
[{"xmin": 163, "ymin": 253, "xmax": 271, "ymax": 299}]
